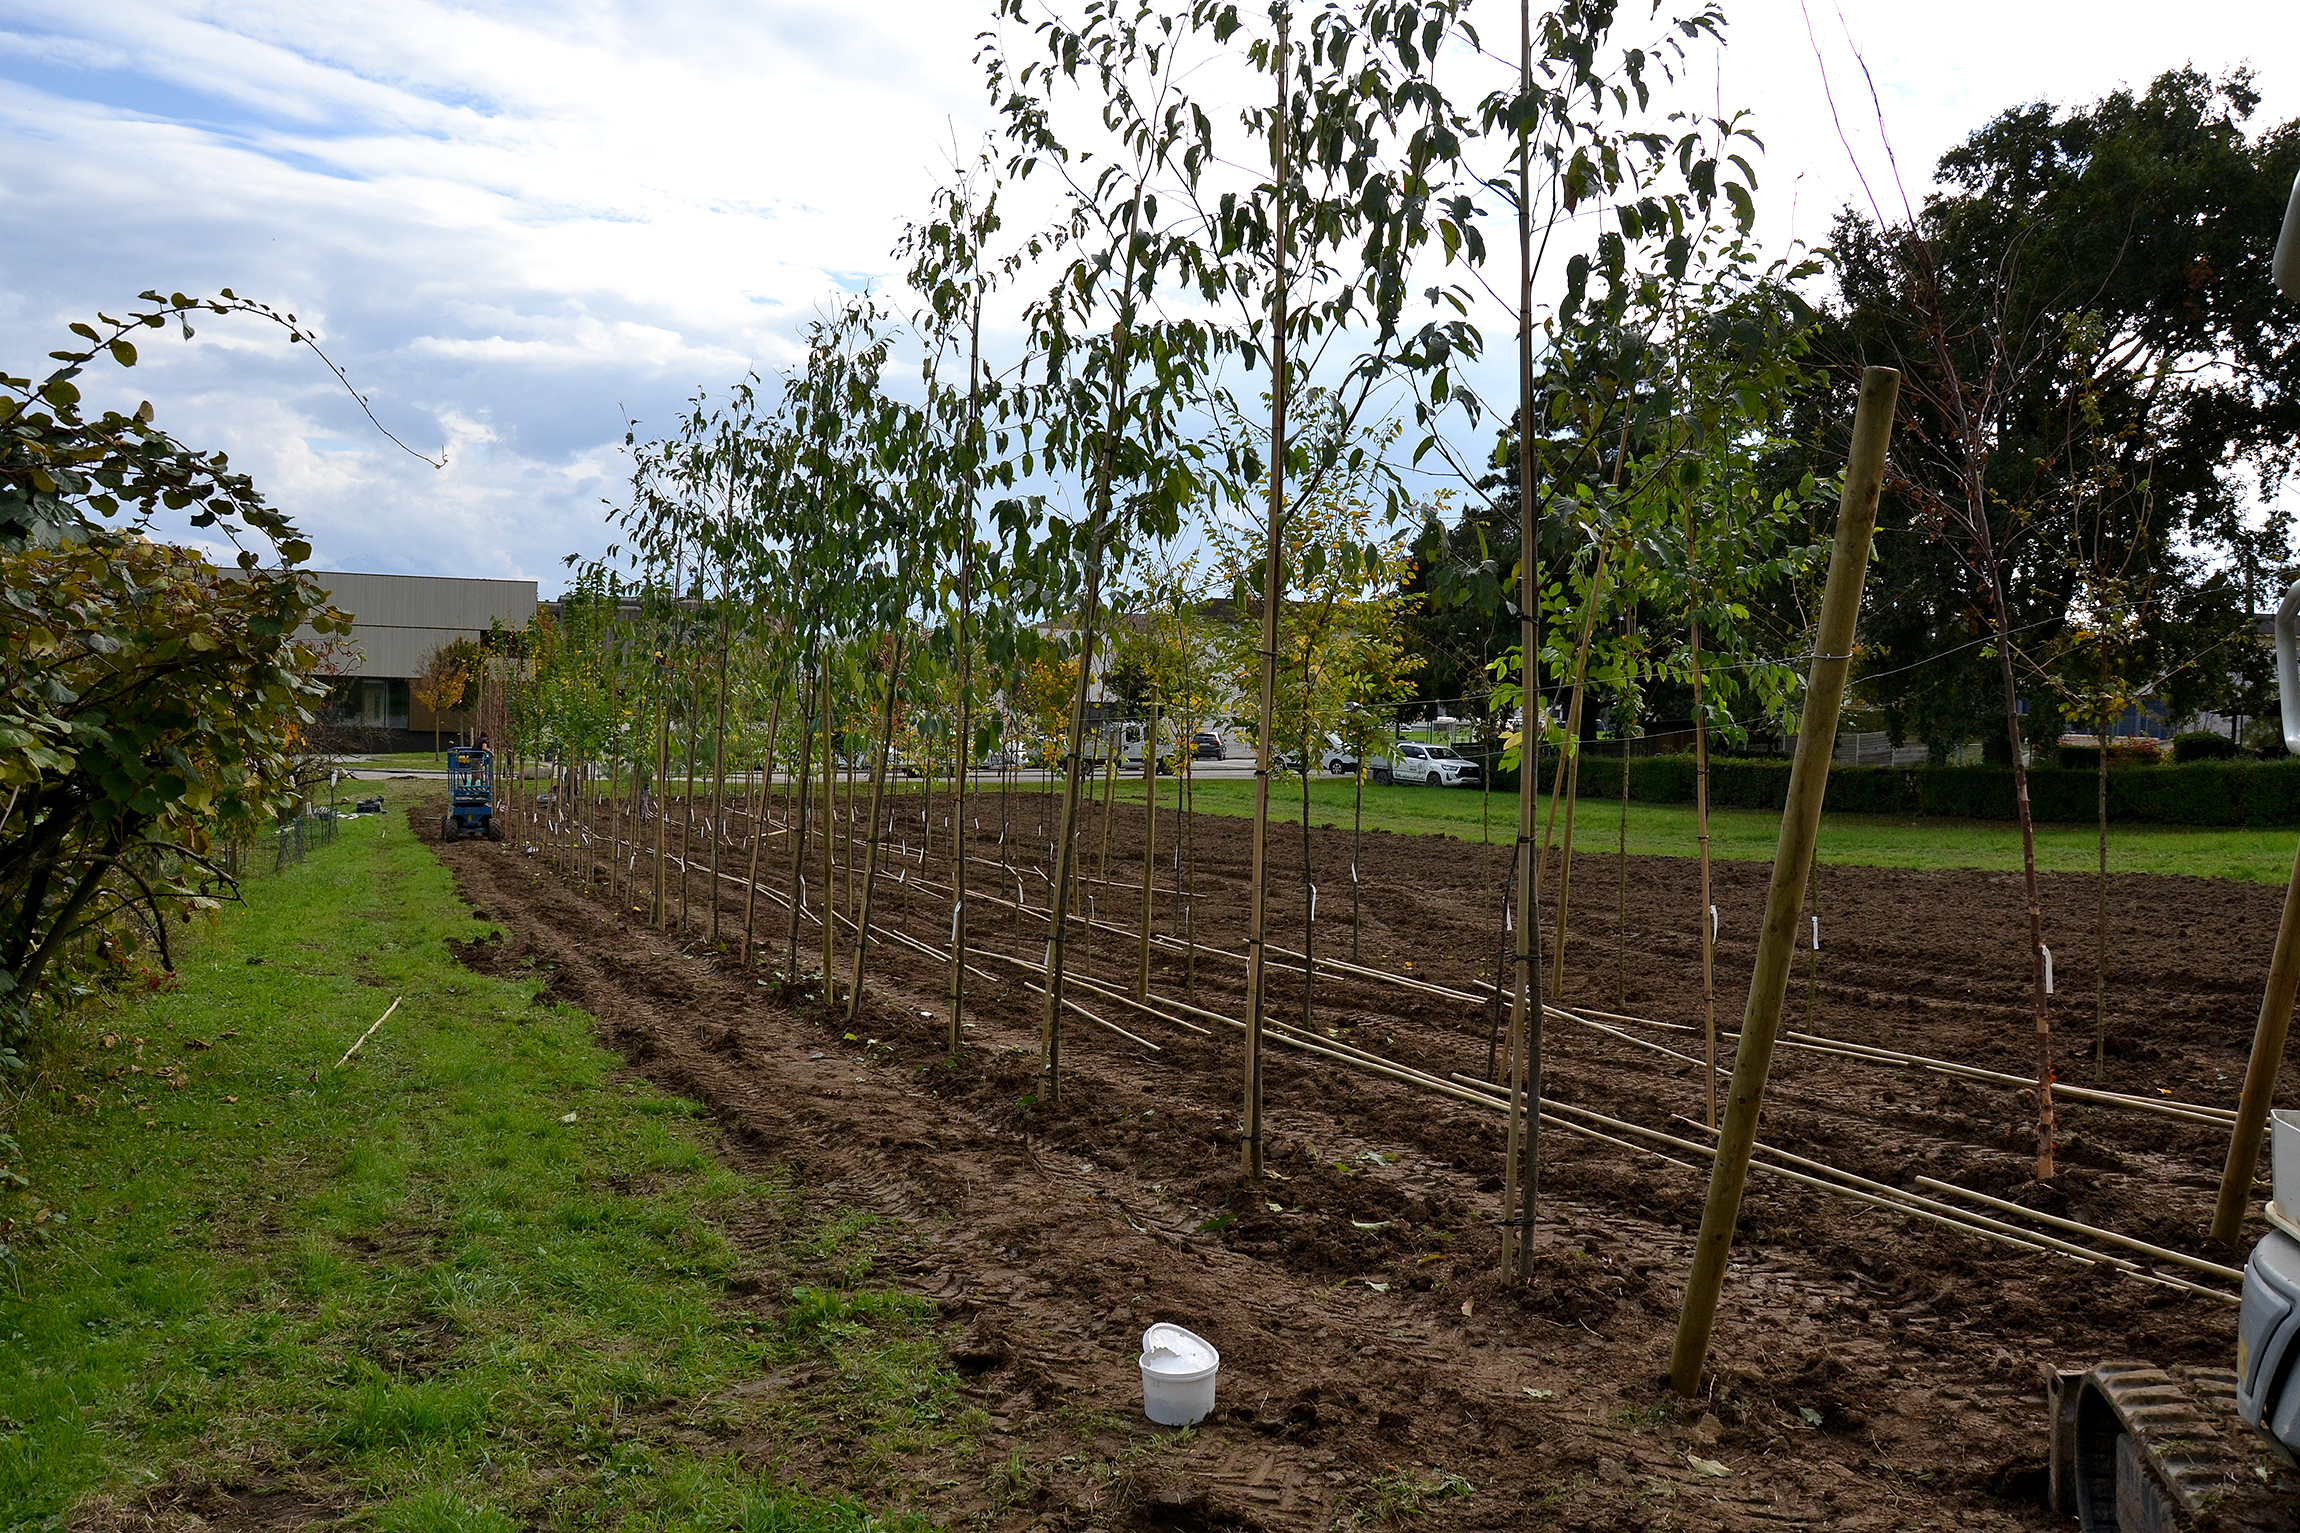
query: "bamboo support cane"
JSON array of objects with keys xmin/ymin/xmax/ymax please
[{"xmin": 1668, "ymin": 364, "xmax": 1898, "ymax": 1397}]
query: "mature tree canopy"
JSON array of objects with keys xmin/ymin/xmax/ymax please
[{"xmin": 1818, "ymin": 68, "xmax": 2300, "ymax": 754}]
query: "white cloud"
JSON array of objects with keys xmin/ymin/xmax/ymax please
[{"xmin": 1, "ymin": 1, "xmax": 2293, "ymax": 588}]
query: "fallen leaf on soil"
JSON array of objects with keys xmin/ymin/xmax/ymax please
[
  {"xmin": 1360, "ymin": 1279, "xmax": 1390, "ymax": 1292},
  {"xmin": 1524, "ymin": 1388, "xmax": 1554, "ymax": 1400},
  {"xmin": 1351, "ymin": 1219, "xmax": 1390, "ymax": 1230},
  {"xmin": 1460, "ymin": 1298, "xmax": 1474, "ymax": 1316},
  {"xmin": 1687, "ymin": 1454, "xmax": 1731, "ymax": 1478}
]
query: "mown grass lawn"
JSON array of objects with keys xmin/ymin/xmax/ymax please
[
  {"xmin": 341, "ymin": 750, "xmax": 454, "ymax": 772},
  {"xmin": 1097, "ymin": 773, "xmax": 2300, "ymax": 884},
  {"xmin": 2, "ymin": 813, "xmax": 963, "ymax": 1531}
]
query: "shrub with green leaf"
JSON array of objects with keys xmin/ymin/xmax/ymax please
[{"xmin": 1, "ymin": 296, "xmax": 350, "ymax": 1060}]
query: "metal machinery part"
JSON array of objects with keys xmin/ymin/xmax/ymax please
[
  {"xmin": 2276, "ymin": 170, "xmax": 2300, "ymax": 300},
  {"xmin": 2242, "ymin": 1226, "xmax": 2300, "ymax": 1456},
  {"xmin": 2049, "ymin": 1363, "xmax": 2300, "ymax": 1531},
  {"xmin": 444, "ymin": 745, "xmax": 497, "ymax": 839}
]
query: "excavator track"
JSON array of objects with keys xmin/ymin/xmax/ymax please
[{"xmin": 2050, "ymin": 1363, "xmax": 2300, "ymax": 1531}]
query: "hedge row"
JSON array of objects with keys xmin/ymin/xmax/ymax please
[{"xmin": 1513, "ymin": 752, "xmax": 2300, "ymax": 827}]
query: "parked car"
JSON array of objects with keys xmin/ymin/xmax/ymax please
[
  {"xmin": 1192, "ymin": 731, "xmax": 1226, "ymax": 761},
  {"xmin": 1369, "ymin": 741, "xmax": 1481, "ymax": 787},
  {"xmin": 1320, "ymin": 731, "xmax": 1356, "ymax": 774}
]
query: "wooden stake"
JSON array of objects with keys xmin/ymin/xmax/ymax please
[{"xmin": 1668, "ymin": 364, "xmax": 1897, "ymax": 1396}]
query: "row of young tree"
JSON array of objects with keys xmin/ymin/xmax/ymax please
[
  {"xmin": 498, "ymin": 42, "xmax": 2300, "ymax": 1207},
  {"xmin": 474, "ymin": 0, "xmax": 1874, "ymax": 1273},
  {"xmin": 12, "ymin": 7, "xmax": 2292, "ymax": 1252},
  {"xmin": 1397, "ymin": 61, "xmax": 2300, "ymax": 1180}
]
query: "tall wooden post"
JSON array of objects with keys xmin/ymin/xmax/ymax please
[{"xmin": 1668, "ymin": 365, "xmax": 1898, "ymax": 1396}]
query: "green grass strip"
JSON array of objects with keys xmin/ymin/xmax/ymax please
[
  {"xmin": 1092, "ymin": 773, "xmax": 2300, "ymax": 884},
  {"xmin": 3, "ymin": 814, "xmax": 959, "ymax": 1530}
]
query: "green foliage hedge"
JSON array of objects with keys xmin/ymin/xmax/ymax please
[
  {"xmin": 2173, "ymin": 731, "xmax": 2243, "ymax": 763},
  {"xmin": 2056, "ymin": 743, "xmax": 2165, "ymax": 770},
  {"xmin": 1529, "ymin": 751, "xmax": 2300, "ymax": 827}
]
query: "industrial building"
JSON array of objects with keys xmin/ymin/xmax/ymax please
[{"xmin": 303, "ymin": 570, "xmax": 537, "ymax": 748}]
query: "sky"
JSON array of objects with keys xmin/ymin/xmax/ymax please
[{"xmin": 2, "ymin": 1, "xmax": 2294, "ymax": 592}]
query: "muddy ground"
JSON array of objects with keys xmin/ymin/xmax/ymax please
[{"xmin": 420, "ymin": 785, "xmax": 2300, "ymax": 1531}]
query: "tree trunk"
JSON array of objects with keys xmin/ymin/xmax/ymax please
[
  {"xmin": 653, "ymin": 689, "xmax": 671, "ymax": 932},
  {"xmin": 1979, "ymin": 515, "xmax": 2056, "ymax": 1179},
  {"xmin": 1690, "ymin": 506, "xmax": 1717, "ymax": 1129},
  {"xmin": 1501, "ymin": 0, "xmax": 1547, "ymax": 1277},
  {"xmin": 1098, "ymin": 743, "xmax": 1119, "ymax": 885},
  {"xmin": 1617, "ymin": 631, "xmax": 1633, "ymax": 1009},
  {"xmin": 1543, "ymin": 557, "xmax": 1608, "ymax": 998},
  {"xmin": 1301, "ymin": 753, "xmax": 1315, "ymax": 1035},
  {"xmin": 949, "ymin": 297, "xmax": 982, "ymax": 1057},
  {"xmin": 743, "ymin": 684, "xmax": 785, "ymax": 965},
  {"xmin": 821, "ymin": 684, "xmax": 838, "ymax": 998},
  {"xmin": 1241, "ymin": 10, "xmax": 1291, "ymax": 1180},
  {"xmin": 1351, "ymin": 762, "xmax": 1364, "ymax": 963},
  {"xmin": 1038, "ymin": 179, "xmax": 1149, "ymax": 1107},
  {"xmin": 2097, "ymin": 704, "xmax": 2111, "ymax": 1079},
  {"xmin": 1138, "ymin": 699, "xmax": 1160, "ymax": 1001},
  {"xmin": 785, "ymin": 659, "xmax": 819, "ymax": 985},
  {"xmin": 849, "ymin": 627, "xmax": 908, "ymax": 1023},
  {"xmin": 709, "ymin": 609, "xmax": 731, "ymax": 949},
  {"xmin": 1805, "ymin": 860, "xmax": 1821, "ymax": 1031},
  {"xmin": 1185, "ymin": 742, "xmax": 1198, "ymax": 998},
  {"xmin": 680, "ymin": 661, "xmax": 699, "ymax": 936}
]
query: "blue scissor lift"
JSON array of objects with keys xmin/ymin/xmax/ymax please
[{"xmin": 443, "ymin": 746, "xmax": 500, "ymax": 841}]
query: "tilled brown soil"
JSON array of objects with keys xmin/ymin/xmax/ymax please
[{"xmin": 421, "ymin": 788, "xmax": 2300, "ymax": 1531}]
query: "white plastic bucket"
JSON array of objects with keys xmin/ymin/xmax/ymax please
[{"xmin": 1138, "ymin": 1323, "xmax": 1219, "ymax": 1426}]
